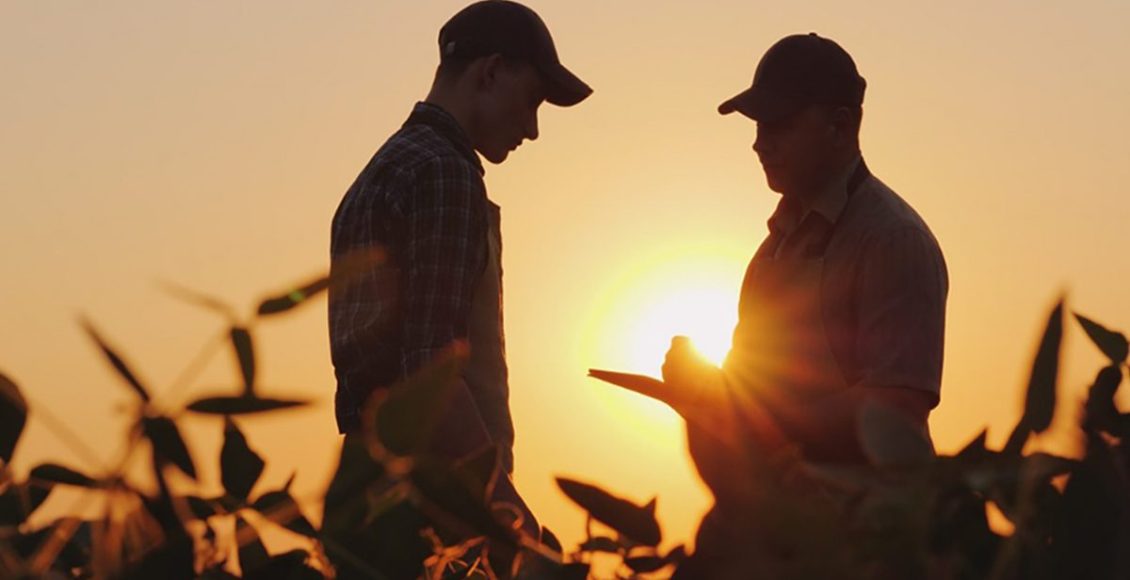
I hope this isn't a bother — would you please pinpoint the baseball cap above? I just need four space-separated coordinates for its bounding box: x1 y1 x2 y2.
718 33 866 122
439 0 593 107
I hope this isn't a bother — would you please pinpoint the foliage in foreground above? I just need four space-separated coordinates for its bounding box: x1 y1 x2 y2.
0 274 1128 579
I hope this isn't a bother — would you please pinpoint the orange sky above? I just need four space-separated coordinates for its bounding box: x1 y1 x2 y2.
2 0 1129 556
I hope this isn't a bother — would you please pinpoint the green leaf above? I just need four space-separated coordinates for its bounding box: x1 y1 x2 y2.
0 372 28 465
556 478 662 546
578 536 620 553
80 318 151 402
857 399 935 468
1004 299 1063 454
252 483 317 539
236 514 271 574
221 418 265 501
257 249 386 317
373 345 467 456
187 395 308 415
230 327 256 396
142 416 196 480
1074 312 1129 364
29 463 100 488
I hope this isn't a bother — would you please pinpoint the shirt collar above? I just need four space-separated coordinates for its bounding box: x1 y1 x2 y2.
767 154 862 236
404 101 485 176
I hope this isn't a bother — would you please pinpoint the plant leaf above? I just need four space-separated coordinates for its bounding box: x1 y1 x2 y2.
157 280 237 320
540 526 563 555
0 482 52 526
256 275 330 317
1004 299 1063 454
322 436 386 535
410 458 515 544
857 399 935 468
80 318 151 402
187 395 308 415
142 416 196 480
370 344 467 456
221 418 265 501
556 478 662 546
252 483 317 539
1074 313 1129 364
578 536 620 553
0 372 28 465
29 463 100 488
956 428 989 462
230 327 256 396
455 444 500 503
1084 365 1122 433
625 554 668 573
236 514 271 574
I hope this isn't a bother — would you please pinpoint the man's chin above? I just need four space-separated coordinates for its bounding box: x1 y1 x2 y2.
481 148 510 165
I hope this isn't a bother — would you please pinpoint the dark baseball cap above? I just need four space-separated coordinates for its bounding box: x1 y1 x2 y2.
439 0 593 107
719 33 866 122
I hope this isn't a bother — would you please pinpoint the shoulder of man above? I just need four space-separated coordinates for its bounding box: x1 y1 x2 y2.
852 174 943 250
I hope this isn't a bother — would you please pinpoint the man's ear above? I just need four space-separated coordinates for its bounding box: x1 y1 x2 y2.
475 53 506 93
829 106 859 146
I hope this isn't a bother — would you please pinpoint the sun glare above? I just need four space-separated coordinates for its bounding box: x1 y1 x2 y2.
584 247 746 429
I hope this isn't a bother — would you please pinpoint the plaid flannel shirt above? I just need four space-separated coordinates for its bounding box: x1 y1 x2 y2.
329 102 488 433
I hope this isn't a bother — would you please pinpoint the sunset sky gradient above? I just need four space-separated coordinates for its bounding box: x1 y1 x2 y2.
3 0 1129 553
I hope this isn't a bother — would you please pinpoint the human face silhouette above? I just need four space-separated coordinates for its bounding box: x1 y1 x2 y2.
752 105 841 198
471 57 544 164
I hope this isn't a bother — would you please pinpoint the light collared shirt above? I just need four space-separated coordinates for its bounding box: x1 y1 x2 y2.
754 157 948 405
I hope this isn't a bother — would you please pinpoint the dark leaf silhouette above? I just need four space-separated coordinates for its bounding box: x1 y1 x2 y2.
252 478 317 539
560 562 591 580
858 399 935 468
185 495 222 520
230 327 256 395
0 372 28 465
455 444 500 503
578 536 620 553
158 280 237 320
556 478 662 546
372 343 467 456
541 526 563 555
1004 299 1063 454
0 482 52 526
221 418 264 501
625 554 668 573
236 514 271 575
665 544 688 564
29 463 100 488
187 395 308 415
256 275 329 317
321 435 387 540
956 428 990 462
410 458 515 544
245 549 322 580
1085 365 1123 432
1075 312 1129 364
81 318 151 402
142 416 196 480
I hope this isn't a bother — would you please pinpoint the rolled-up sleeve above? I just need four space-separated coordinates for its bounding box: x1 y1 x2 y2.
400 156 487 376
854 226 948 404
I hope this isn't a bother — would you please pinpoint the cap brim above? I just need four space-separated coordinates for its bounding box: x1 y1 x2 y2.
718 86 800 122
541 62 592 107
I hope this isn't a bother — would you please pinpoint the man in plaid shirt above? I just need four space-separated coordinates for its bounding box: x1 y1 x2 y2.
327 2 590 576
